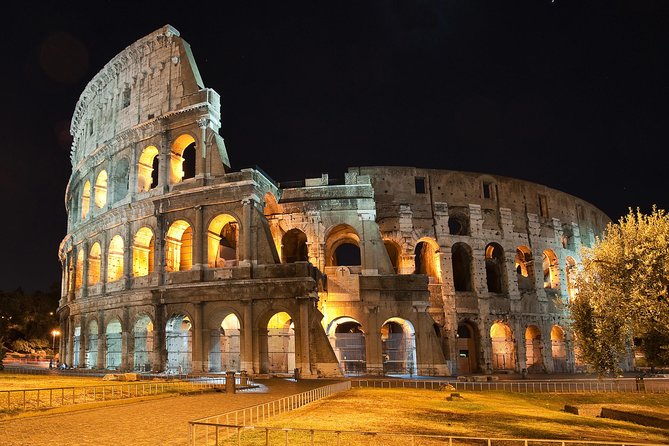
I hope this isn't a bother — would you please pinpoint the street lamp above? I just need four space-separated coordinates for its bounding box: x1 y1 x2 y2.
51 329 61 353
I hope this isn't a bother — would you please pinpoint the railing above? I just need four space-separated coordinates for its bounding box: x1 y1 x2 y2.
190 381 351 445
0 378 234 413
187 424 669 446
350 378 668 393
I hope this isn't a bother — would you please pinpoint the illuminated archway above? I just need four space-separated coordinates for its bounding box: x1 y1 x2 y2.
72 326 81 368
542 249 559 289
260 311 295 374
166 220 193 272
88 242 101 285
94 170 108 208
414 239 441 283
81 180 91 219
107 235 124 282
209 313 241 372
281 229 308 263
490 322 515 371
170 134 196 184
515 246 535 290
456 322 479 374
327 317 366 375
137 145 160 192
485 243 506 293
207 214 238 267
551 325 567 372
86 320 98 369
105 318 122 369
383 240 401 273
452 242 473 292
132 227 155 277
326 224 361 267
133 315 153 372
166 314 192 373
381 317 417 375
75 249 84 290
525 325 543 372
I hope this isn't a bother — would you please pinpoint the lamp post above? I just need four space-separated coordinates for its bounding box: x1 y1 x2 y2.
51 329 61 355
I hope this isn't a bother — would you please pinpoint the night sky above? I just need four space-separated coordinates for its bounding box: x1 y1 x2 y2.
1 1 668 292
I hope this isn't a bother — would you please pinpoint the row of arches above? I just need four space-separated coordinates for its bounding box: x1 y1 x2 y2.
73 134 197 222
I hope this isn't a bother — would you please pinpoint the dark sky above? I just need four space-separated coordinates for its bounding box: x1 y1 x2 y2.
1 1 668 292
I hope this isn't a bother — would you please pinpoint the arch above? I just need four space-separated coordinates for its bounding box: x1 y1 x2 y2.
132 227 155 277
414 238 441 283
263 192 280 216
85 319 98 369
209 313 241 372
456 321 480 374
88 242 101 285
166 313 192 373
326 317 366 375
525 325 544 372
281 229 308 264
81 180 91 219
137 145 160 192
448 214 469 236
94 170 108 208
565 256 577 302
170 134 196 184
542 249 560 289
111 158 129 202
133 315 154 372
166 220 193 272
107 235 124 282
551 325 567 372
72 326 81 368
260 311 295 374
74 248 84 290
490 322 515 371
384 240 401 273
207 214 239 267
515 246 535 291
381 317 417 375
326 224 361 267
485 242 506 293
452 242 473 292
105 318 122 369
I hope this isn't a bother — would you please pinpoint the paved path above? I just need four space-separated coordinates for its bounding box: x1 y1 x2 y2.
0 378 339 446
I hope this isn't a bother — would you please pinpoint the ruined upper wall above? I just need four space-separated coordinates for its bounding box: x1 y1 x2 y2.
69 25 210 168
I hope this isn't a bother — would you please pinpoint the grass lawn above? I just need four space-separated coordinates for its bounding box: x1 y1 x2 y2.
0 372 107 390
251 388 669 444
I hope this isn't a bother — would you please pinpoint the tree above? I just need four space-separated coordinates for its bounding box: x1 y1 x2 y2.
570 207 669 376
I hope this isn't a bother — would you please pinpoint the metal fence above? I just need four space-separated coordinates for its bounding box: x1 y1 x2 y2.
190 381 351 445
187 424 669 446
0 378 232 413
350 378 668 393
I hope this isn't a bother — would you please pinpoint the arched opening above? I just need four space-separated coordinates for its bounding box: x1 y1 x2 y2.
86 320 98 369
166 220 193 272
75 249 84 290
414 239 441 283
72 326 81 368
133 315 153 372
166 314 192 373
132 227 155 277
327 317 366 375
515 246 535 291
112 158 129 203
94 170 108 209
384 240 401 273
452 243 473 292
281 229 308 263
207 214 238 268
490 322 515 371
485 243 506 293
105 319 122 370
107 235 124 282
209 313 241 372
326 225 361 267
456 321 479 374
260 312 295 374
170 134 196 184
525 325 544 372
542 249 559 289
88 242 101 285
448 214 469 236
81 180 91 219
551 325 567 372
565 256 577 302
263 192 280 216
137 145 160 192
381 318 417 375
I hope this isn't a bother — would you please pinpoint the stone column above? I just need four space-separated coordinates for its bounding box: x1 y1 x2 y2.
97 310 105 369
240 198 254 265
240 300 254 372
192 205 204 273
513 318 526 373
158 131 169 192
66 316 74 367
192 301 204 372
79 314 87 368
121 307 130 371
100 232 108 295
156 213 166 286
196 118 209 179
364 306 382 374
124 223 132 290
81 241 89 298
298 297 312 375
153 302 165 372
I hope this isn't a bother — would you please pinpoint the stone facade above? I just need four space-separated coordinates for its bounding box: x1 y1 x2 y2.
58 25 608 377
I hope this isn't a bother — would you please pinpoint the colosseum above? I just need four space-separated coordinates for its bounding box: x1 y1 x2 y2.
57 25 609 378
